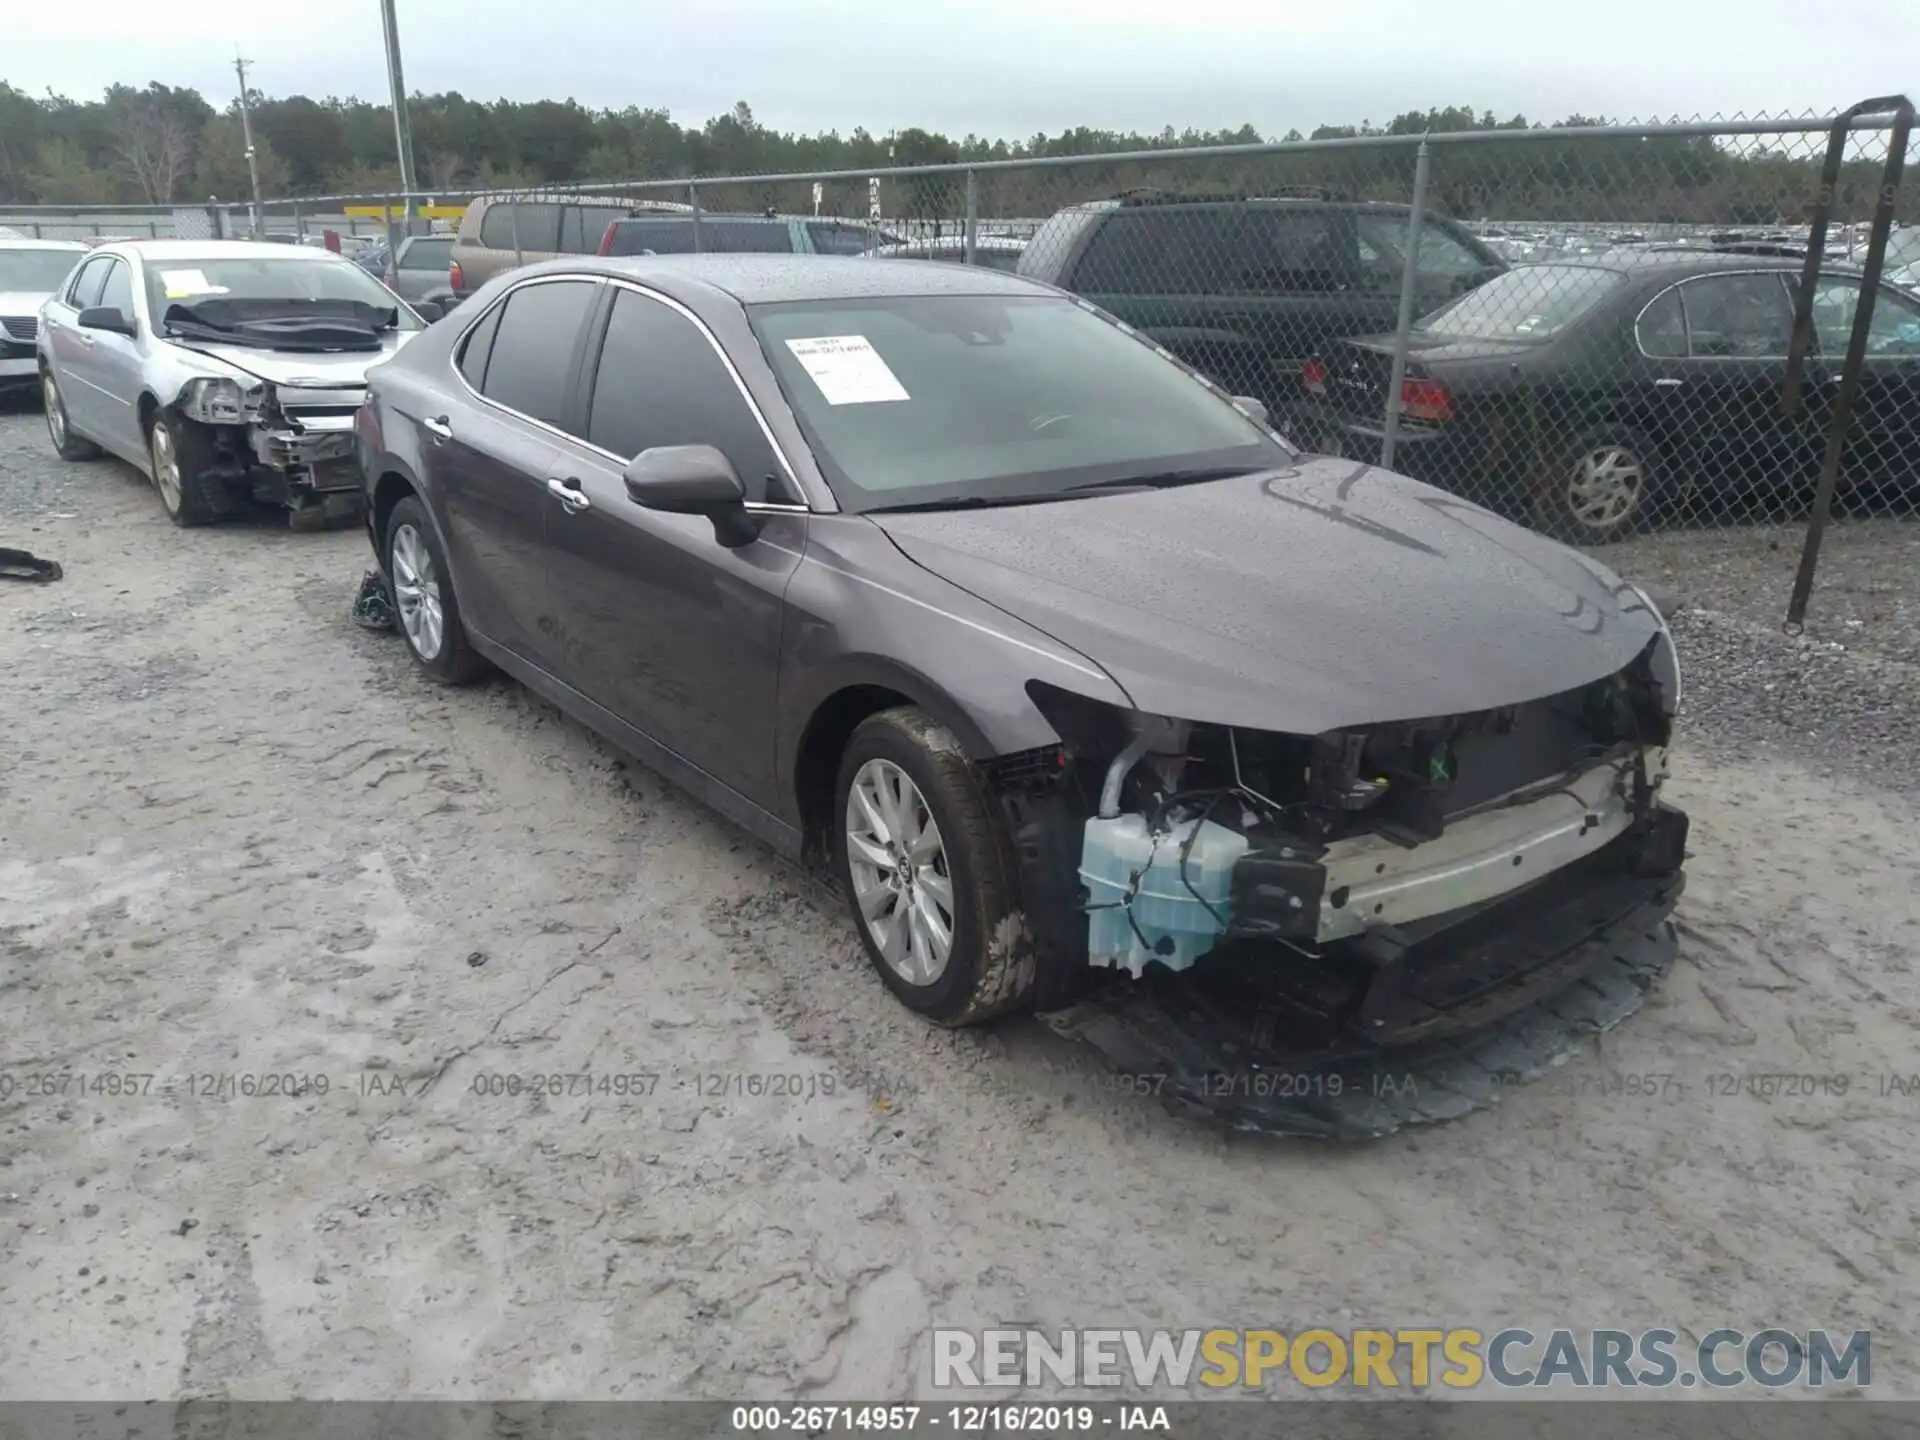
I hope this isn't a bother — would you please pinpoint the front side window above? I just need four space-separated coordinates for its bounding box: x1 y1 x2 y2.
748 293 1284 512
1417 264 1628 340
0 247 82 293
1677 273 1793 357
97 260 135 322
605 219 795 256
68 257 112 309
142 256 419 330
1808 276 1920 357
585 289 788 502
477 278 598 426
1355 215 1495 292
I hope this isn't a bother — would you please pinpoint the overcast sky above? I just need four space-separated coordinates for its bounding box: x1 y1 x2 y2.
6 0 1915 138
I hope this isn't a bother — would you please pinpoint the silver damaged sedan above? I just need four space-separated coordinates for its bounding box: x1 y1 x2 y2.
37 240 424 528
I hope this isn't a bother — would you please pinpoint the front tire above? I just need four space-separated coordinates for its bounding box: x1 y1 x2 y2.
42 372 101 461
835 708 1032 1026
147 412 229 527
1536 425 1657 543
385 495 489 684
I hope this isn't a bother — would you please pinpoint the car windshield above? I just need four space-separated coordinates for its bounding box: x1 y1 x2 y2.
0 248 83 293
1416 264 1628 340
748 294 1286 511
143 255 421 329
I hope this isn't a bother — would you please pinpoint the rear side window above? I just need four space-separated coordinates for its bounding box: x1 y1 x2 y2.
1072 209 1238 294
1636 286 1687 358
478 279 598 425
1679 273 1794 357
584 288 787 503
399 237 455 271
457 302 504 389
605 219 794 256
806 223 871 256
479 202 563 253
1072 207 1345 296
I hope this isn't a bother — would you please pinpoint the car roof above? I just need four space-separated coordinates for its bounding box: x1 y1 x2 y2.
508 253 1054 305
91 239 369 264
1505 250 1830 279
0 237 87 251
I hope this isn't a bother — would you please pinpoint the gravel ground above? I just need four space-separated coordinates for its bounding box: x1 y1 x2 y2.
1 402 1917 1401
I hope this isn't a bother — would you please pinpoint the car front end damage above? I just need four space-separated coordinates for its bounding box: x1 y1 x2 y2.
976 629 1686 1138
169 371 370 525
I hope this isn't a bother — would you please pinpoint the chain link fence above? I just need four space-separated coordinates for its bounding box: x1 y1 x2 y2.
5 108 1914 600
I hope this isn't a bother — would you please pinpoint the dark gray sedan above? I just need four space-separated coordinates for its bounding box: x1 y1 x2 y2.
356 255 1687 1066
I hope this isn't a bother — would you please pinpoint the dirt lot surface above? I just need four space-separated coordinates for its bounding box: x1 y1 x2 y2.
1 406 1916 1400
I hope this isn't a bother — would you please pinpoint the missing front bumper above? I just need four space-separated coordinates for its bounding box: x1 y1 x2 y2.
1037 818 1686 1139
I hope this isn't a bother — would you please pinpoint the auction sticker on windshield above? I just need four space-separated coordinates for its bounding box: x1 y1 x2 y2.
160 269 227 299
785 335 909 405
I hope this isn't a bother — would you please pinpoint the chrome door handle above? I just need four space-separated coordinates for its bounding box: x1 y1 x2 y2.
422 414 453 441
1653 377 1684 388
547 477 592 513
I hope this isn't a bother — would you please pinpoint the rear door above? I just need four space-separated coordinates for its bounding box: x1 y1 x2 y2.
44 255 113 435
540 283 805 807
1669 271 1812 496
394 236 455 302
434 275 600 664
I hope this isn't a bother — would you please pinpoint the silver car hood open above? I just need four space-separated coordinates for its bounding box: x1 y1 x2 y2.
873 457 1662 734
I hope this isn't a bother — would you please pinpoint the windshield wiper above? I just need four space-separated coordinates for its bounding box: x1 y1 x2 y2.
1062 464 1266 495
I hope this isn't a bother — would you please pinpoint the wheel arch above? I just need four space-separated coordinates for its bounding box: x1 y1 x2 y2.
789 662 997 862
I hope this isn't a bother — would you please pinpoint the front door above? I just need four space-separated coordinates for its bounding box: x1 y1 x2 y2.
541 283 805 809
432 276 600 664
85 258 146 456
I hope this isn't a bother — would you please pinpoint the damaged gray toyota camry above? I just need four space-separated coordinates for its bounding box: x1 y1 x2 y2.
357 255 1687 1135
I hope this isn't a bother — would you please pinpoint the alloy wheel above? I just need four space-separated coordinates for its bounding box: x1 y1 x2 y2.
43 376 65 449
845 758 955 985
1567 445 1645 531
149 424 182 513
390 523 445 661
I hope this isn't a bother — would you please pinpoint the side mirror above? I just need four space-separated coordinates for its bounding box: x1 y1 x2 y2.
77 306 136 338
414 298 446 322
622 444 760 548
1231 395 1270 428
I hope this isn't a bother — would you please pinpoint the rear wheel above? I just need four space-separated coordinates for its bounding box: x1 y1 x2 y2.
1536 426 1657 542
385 495 489 684
42 372 100 461
835 708 1032 1026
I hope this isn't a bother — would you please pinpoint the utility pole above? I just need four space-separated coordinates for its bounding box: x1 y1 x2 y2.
233 52 265 240
378 0 420 250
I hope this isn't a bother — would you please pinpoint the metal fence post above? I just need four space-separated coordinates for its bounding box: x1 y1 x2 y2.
1379 138 1431 473
1785 96 1913 629
964 169 979 265
690 182 703 252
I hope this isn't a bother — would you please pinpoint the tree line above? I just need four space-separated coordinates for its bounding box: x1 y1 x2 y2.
0 83 1901 228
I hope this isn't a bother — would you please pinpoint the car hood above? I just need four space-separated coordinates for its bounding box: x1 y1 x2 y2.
1 290 55 317
871 458 1659 734
162 331 416 388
